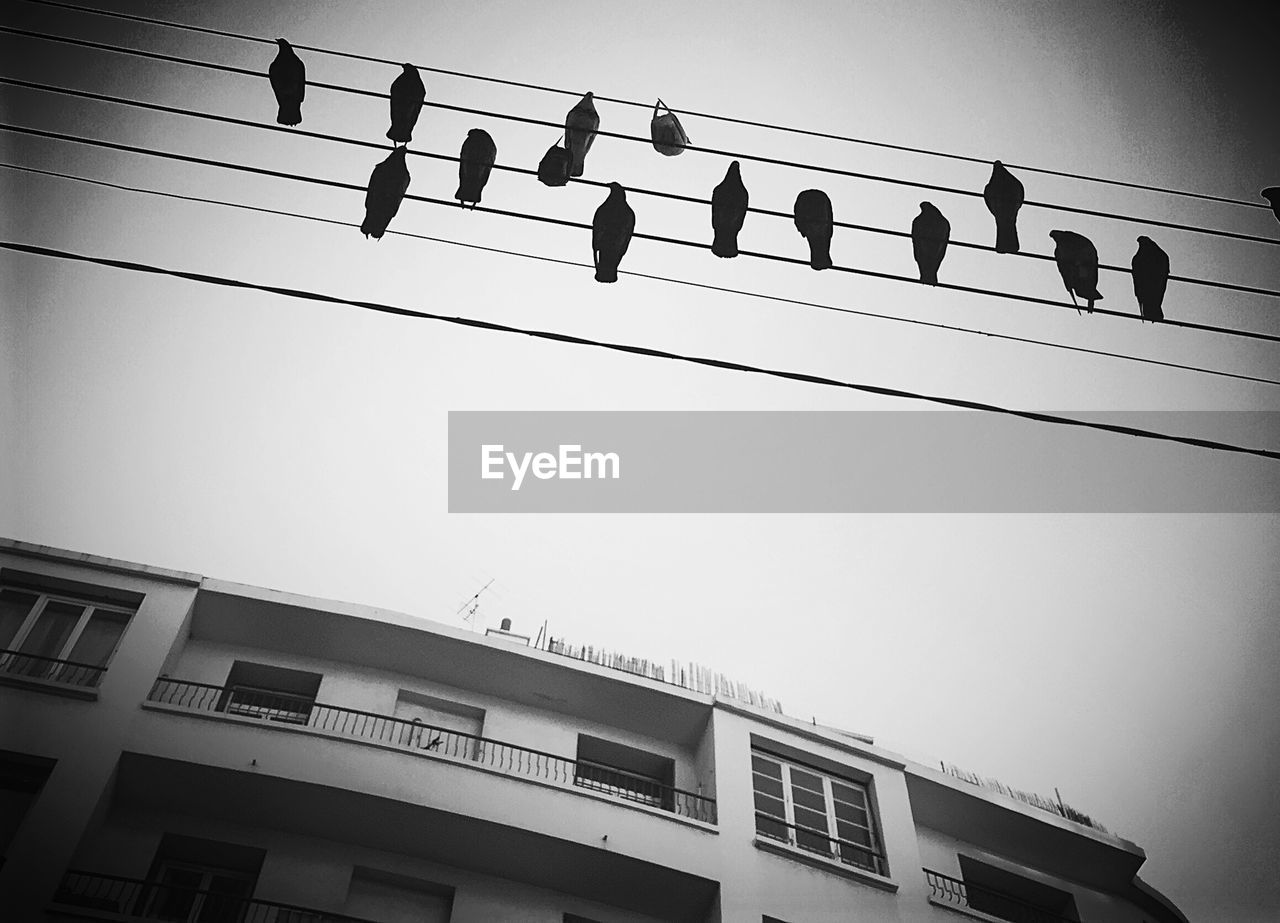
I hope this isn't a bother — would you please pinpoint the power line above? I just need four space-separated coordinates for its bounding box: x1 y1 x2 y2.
5 24 1279 250
16 0 1272 213
5 76 1277 303
4 238 1277 462
5 121 1279 347
9 161 1276 389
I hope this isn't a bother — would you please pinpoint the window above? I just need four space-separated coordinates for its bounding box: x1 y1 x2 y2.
216 661 321 725
574 735 675 811
752 748 885 875
344 868 453 923
958 856 1079 923
140 834 265 923
0 751 55 869
393 689 485 759
0 575 140 687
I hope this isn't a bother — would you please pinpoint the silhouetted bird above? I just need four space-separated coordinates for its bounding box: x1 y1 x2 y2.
269 39 305 126
592 183 635 283
911 201 950 285
387 63 426 144
1131 236 1169 323
711 161 748 258
1262 187 1280 224
565 92 599 178
361 147 410 239
537 141 571 187
984 161 1024 253
793 189 834 270
1049 230 1103 313
455 129 497 208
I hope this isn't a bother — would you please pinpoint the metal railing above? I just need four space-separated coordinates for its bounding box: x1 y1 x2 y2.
0 648 105 687
754 810 885 875
924 868 1081 923
148 677 717 824
55 869 378 922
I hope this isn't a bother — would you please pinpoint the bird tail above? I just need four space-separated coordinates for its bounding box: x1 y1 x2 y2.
455 182 481 206
594 259 619 283
360 219 385 240
994 218 1019 254
808 239 832 271
1141 303 1164 323
920 266 938 285
711 230 738 259
277 103 302 126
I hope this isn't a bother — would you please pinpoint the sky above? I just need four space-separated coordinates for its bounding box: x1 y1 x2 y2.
2 1 1279 920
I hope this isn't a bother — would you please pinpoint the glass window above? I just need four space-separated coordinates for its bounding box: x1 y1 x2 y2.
0 582 137 687
751 748 885 875
0 590 38 649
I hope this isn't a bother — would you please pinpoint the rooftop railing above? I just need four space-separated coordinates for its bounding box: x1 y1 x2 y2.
147 677 717 825
0 648 105 687
925 868 1081 923
55 869 378 922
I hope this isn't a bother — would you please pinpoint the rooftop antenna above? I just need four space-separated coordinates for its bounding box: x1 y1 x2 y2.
457 578 495 630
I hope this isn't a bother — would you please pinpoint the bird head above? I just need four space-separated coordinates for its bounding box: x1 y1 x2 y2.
402 63 415 73
920 201 934 213
276 38 292 50
608 182 625 198
728 160 741 178
1137 235 1153 247
1263 187 1280 205
1049 230 1065 244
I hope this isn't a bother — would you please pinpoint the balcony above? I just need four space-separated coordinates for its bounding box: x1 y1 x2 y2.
53 870 377 922
754 811 888 878
925 868 1080 923
0 648 105 692
146 677 717 825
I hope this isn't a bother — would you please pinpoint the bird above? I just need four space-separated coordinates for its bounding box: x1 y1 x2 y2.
911 202 950 284
592 183 635 283
1262 187 1280 224
386 63 426 144
537 141 571 187
455 129 497 208
268 38 305 126
983 161 1024 253
565 92 600 178
711 161 748 258
1049 230 1103 313
1131 236 1169 323
361 147 410 239
793 189 834 270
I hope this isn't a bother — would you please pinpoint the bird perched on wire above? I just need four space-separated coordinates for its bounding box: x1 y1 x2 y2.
1262 187 1280 224
361 147 410 239
269 38 305 126
793 189 834 270
1131 236 1169 323
565 92 600 178
592 183 635 283
455 129 497 208
984 161 1024 253
911 202 950 285
387 63 426 144
711 161 748 258
1049 230 1103 313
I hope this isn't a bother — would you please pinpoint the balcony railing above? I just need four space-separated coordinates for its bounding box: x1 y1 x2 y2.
754 810 886 876
55 869 377 922
0 648 105 687
147 677 717 825
925 868 1081 923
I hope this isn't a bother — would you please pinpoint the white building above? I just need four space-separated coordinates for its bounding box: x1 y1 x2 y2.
0 538 1189 922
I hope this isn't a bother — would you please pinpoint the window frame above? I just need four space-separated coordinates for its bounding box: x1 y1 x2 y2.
0 586 135 684
751 748 886 876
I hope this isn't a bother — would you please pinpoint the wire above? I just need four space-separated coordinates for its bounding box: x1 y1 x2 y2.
5 76 1277 302
5 24 1278 250
9 161 1276 389
5 121 1279 346
3 238 1277 461
17 0 1272 212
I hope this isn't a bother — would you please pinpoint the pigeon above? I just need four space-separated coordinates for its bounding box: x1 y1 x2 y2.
1049 230 1103 313
361 147 410 239
1263 187 1280 224
537 141 571 187
565 92 600 178
592 182 635 283
455 129 497 208
387 63 426 144
793 189 834 270
1131 236 1169 323
269 38 305 126
911 201 950 284
984 161 1024 253
711 161 748 258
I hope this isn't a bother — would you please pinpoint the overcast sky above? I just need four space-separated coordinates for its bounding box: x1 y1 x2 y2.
2 2 1278 921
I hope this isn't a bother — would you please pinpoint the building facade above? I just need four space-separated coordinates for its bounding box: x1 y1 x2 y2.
1 539 1189 923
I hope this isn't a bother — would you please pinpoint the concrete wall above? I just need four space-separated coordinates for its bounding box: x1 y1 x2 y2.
0 547 199 917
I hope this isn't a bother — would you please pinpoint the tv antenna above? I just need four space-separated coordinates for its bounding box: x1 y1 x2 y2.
457 578 495 629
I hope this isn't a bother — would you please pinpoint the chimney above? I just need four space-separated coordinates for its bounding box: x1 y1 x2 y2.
485 618 530 646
